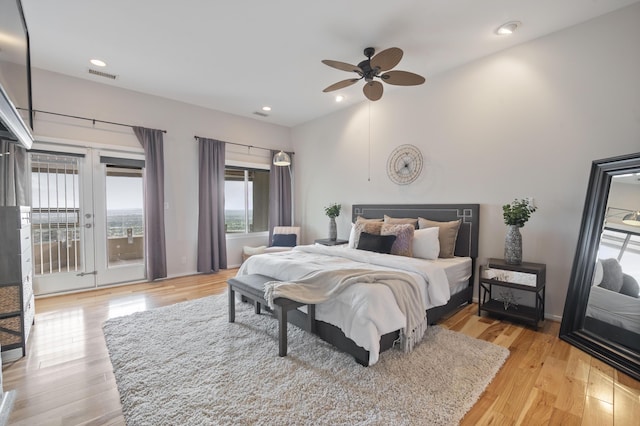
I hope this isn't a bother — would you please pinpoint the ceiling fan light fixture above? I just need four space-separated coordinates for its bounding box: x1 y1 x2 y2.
496 21 521 35
90 58 107 67
335 95 344 102
322 46 425 101
273 150 291 167
262 106 272 112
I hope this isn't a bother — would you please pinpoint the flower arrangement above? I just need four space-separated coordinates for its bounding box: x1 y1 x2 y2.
502 198 537 228
324 203 341 219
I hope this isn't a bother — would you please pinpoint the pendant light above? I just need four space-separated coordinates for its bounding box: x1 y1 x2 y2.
273 150 291 166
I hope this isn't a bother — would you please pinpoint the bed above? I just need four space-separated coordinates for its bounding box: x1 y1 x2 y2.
585 258 640 352
236 204 479 365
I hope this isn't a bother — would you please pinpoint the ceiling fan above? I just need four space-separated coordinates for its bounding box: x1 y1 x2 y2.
322 47 426 101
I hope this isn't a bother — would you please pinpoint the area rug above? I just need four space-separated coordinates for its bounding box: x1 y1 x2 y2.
103 293 509 426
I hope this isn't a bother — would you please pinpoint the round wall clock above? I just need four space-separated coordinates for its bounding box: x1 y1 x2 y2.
386 144 423 185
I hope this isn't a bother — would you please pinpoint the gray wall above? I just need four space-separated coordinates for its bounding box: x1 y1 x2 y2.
29 68 292 275
291 4 640 319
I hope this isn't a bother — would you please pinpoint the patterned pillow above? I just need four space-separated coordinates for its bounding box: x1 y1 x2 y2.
381 223 414 257
351 219 384 248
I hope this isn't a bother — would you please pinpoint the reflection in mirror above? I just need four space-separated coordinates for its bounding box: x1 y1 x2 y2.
560 152 640 381
584 175 640 353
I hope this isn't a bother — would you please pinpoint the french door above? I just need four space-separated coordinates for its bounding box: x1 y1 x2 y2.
31 146 146 295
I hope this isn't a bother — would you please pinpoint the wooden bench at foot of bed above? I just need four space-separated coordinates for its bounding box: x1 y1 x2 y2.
227 274 316 357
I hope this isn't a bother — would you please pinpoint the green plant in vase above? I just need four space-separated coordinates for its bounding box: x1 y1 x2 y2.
324 203 341 241
502 198 537 264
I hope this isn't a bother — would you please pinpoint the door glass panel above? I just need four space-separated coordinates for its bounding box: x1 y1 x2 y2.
31 153 81 275
105 166 144 267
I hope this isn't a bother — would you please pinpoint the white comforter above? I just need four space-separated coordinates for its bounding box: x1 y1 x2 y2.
236 244 451 365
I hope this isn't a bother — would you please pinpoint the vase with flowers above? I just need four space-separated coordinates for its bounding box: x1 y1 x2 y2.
324 203 341 241
502 198 537 264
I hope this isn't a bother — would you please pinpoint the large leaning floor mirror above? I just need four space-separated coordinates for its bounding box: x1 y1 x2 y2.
560 152 640 381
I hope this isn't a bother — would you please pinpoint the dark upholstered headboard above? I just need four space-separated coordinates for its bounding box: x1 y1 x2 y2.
352 204 480 258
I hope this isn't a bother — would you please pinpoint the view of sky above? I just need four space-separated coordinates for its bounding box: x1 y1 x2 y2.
225 181 252 211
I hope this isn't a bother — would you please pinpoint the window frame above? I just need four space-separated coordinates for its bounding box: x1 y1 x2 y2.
224 160 270 235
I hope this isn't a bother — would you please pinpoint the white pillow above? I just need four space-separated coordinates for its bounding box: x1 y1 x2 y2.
592 259 603 286
412 227 440 260
348 223 356 248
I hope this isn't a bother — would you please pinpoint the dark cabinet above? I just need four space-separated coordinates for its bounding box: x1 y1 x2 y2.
478 258 546 330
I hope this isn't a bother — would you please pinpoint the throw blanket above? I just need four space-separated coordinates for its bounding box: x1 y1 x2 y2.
265 268 427 353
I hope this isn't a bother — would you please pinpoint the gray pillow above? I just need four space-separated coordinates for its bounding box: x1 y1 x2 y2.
598 258 624 292
620 274 640 298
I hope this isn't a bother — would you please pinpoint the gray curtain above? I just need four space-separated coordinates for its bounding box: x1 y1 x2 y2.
133 127 167 281
197 138 227 272
0 139 30 207
268 150 292 242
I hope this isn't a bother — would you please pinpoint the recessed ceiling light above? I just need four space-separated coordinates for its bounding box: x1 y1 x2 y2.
335 95 344 103
262 106 272 112
495 21 521 36
90 58 107 67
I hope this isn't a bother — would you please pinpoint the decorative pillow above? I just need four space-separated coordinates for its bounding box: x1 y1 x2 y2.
381 223 414 257
592 260 604 286
357 232 396 254
417 218 461 258
598 258 624 292
383 215 418 228
351 219 384 248
356 216 383 223
348 223 357 248
243 245 266 256
271 233 297 247
620 274 640 298
412 227 440 260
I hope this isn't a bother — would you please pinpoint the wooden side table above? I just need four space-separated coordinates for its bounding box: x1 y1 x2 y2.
314 238 348 246
478 258 546 330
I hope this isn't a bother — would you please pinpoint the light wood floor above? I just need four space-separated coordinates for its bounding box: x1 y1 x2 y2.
3 270 639 425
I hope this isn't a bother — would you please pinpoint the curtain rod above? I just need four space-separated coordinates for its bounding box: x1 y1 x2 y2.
21 108 167 133
193 135 294 155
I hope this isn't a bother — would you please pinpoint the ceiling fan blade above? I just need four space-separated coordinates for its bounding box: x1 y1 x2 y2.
363 81 383 101
370 47 403 72
323 79 360 92
321 59 363 74
381 70 426 86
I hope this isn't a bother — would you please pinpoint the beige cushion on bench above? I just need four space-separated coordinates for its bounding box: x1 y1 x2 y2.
242 226 301 262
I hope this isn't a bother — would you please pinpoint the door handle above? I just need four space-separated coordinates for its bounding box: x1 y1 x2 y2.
77 270 97 277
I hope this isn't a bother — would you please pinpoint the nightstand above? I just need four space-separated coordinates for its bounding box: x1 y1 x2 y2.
314 238 348 246
478 258 546 330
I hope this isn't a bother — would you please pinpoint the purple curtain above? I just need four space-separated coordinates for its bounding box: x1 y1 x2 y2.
133 126 167 280
197 138 227 272
268 150 292 242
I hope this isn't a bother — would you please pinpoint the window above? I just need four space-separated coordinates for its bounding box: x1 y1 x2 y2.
224 166 269 233
31 152 82 275
105 166 144 267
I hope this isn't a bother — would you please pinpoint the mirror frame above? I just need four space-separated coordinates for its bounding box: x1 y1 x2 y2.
560 152 640 381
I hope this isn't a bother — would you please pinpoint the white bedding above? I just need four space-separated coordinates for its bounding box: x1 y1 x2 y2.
586 285 640 333
237 244 469 365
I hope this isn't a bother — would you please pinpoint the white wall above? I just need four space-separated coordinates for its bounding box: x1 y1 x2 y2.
30 69 292 276
291 4 640 319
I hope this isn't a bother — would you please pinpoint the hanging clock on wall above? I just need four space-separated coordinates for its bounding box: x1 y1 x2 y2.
386 144 423 185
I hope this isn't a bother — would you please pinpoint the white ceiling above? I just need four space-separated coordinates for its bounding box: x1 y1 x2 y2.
20 0 640 128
